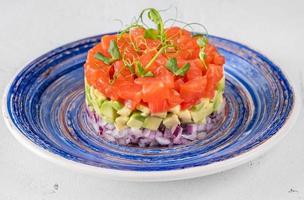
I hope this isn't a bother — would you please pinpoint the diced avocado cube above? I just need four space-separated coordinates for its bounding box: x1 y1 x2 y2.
143 116 162 130
85 84 93 106
151 112 167 118
136 105 150 115
177 109 192 123
169 105 181 114
216 77 225 92
163 114 180 129
115 116 129 131
87 84 106 108
111 100 123 111
213 91 223 112
127 112 146 129
117 106 132 116
192 98 209 111
100 101 117 123
93 89 106 104
140 112 149 117
89 86 96 100
205 102 214 116
91 88 106 107
191 109 204 123
191 101 214 123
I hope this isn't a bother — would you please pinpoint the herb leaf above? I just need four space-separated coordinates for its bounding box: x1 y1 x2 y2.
166 58 190 76
95 40 121 65
147 8 162 24
144 28 158 39
136 62 154 77
166 58 179 73
126 63 135 74
95 52 111 64
144 71 154 77
199 49 206 60
145 8 166 45
175 63 190 76
136 62 145 77
197 36 208 48
108 40 121 60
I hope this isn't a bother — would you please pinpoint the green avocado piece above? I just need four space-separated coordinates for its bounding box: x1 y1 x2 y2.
191 101 214 123
163 114 180 129
92 88 106 107
114 116 129 131
213 91 223 112
117 106 132 117
169 105 181 114
111 100 123 111
192 98 209 111
151 112 167 119
85 84 93 107
177 109 192 123
126 112 146 129
100 101 117 123
143 116 163 130
136 105 150 115
216 77 225 92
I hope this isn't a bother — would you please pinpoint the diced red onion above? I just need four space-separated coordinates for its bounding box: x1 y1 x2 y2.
86 105 224 147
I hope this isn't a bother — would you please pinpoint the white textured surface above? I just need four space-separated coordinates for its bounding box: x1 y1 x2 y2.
1 0 304 199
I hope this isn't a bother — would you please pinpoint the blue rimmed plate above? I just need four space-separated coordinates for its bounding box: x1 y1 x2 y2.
2 34 300 182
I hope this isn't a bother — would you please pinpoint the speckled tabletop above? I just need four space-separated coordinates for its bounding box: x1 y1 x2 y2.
1 0 304 199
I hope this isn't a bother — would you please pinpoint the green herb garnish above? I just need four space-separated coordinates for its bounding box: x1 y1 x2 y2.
144 28 159 39
95 40 121 64
165 58 190 76
166 57 179 72
137 62 145 76
136 62 154 77
95 52 111 64
144 71 154 77
197 36 208 48
196 35 208 68
140 8 166 45
108 40 121 60
175 63 190 76
199 49 206 60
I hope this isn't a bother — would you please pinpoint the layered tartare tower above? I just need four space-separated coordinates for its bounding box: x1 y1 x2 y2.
84 9 225 146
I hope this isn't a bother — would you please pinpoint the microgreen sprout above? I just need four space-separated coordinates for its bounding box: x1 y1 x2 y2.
99 7 209 83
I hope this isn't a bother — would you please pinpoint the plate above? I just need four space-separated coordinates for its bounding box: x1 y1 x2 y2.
2 33 300 182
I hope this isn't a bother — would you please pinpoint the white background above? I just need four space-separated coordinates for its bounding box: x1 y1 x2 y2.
1 0 304 199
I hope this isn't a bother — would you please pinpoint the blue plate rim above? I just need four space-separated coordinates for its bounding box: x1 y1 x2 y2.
2 33 301 182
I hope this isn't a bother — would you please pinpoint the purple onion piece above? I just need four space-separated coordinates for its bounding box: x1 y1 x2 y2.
85 104 224 147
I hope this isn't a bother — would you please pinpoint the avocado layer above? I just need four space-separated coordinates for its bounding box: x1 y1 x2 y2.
85 82 224 130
